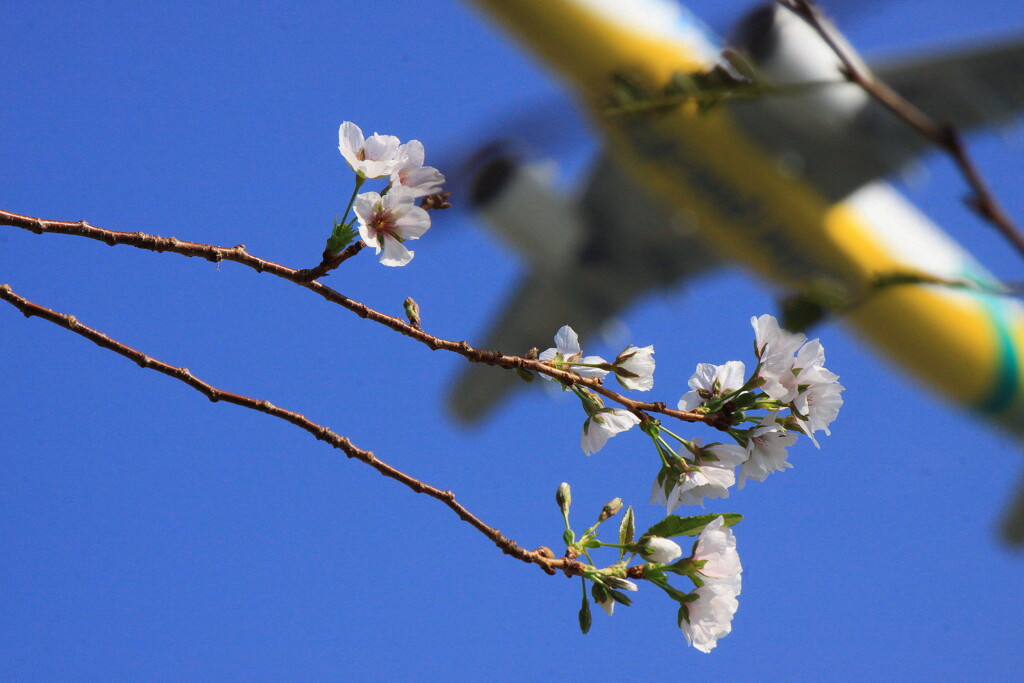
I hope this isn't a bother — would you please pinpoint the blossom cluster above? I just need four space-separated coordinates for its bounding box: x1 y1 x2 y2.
563 483 743 653
539 316 842 505
651 314 843 510
538 325 655 455
335 121 445 266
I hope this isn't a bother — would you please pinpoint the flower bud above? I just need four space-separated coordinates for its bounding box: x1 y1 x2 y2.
638 535 683 564
602 576 638 592
599 497 623 522
556 482 572 516
403 297 421 328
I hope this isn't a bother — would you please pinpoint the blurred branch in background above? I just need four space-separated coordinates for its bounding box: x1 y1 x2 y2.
778 0 1024 262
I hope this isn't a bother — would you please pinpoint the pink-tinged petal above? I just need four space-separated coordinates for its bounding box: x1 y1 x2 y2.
378 236 414 267
395 206 431 240
693 517 742 590
353 192 381 226
398 165 446 197
357 222 378 251
554 326 581 356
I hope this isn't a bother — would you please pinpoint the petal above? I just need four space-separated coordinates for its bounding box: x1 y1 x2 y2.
598 409 640 434
357 222 379 252
718 360 746 392
554 326 581 356
338 121 365 168
574 355 610 379
689 362 718 392
353 192 381 226
581 418 610 456
395 206 431 240
398 165 446 197
678 390 702 411
378 235 414 267
397 139 425 167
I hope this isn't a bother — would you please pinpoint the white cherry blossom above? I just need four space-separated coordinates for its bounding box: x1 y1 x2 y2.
539 326 609 380
652 441 746 511
678 360 746 411
354 187 431 266
638 536 683 564
739 412 798 487
751 314 806 401
680 583 739 653
390 139 445 197
691 516 742 594
787 340 845 443
338 121 402 178
613 344 655 391
580 408 640 455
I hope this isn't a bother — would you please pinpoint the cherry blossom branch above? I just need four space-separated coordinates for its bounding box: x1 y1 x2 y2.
0 282 593 578
0 208 710 427
777 0 1024 262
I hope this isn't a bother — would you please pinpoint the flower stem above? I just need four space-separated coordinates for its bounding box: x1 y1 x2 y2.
338 173 366 229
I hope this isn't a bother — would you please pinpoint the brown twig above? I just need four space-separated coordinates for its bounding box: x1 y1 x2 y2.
0 282 589 577
778 0 1024 262
0 208 712 427
294 240 366 281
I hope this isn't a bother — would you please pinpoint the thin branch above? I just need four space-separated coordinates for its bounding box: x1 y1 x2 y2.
0 208 711 427
778 0 1024 262
0 283 587 577
294 240 366 282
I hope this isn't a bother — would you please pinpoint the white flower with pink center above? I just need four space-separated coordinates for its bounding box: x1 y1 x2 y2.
354 187 430 267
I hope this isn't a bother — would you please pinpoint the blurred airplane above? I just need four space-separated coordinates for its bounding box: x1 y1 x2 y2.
446 1 1024 538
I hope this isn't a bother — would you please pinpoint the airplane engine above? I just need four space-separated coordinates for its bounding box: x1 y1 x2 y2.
731 3 870 133
467 145 584 274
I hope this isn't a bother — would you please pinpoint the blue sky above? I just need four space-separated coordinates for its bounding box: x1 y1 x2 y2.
2 0 1024 679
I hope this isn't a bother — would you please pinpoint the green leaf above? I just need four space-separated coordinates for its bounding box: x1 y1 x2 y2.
642 513 742 540
562 529 576 547
618 506 635 556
